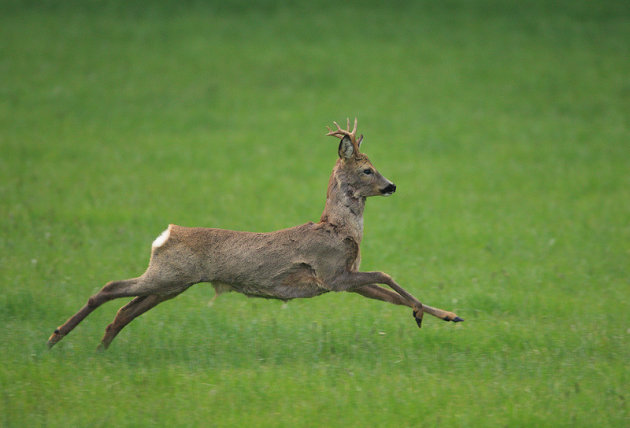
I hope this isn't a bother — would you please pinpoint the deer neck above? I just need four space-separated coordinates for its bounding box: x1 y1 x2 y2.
319 165 366 243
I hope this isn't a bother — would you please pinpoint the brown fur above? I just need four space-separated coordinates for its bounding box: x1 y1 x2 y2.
47 120 462 350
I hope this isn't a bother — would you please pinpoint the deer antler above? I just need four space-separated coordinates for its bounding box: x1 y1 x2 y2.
326 117 364 153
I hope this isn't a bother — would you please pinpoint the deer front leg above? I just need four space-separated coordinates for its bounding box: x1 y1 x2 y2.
332 271 424 326
354 285 412 307
332 271 463 326
352 284 425 326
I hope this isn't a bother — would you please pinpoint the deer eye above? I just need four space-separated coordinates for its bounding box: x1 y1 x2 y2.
363 169 373 175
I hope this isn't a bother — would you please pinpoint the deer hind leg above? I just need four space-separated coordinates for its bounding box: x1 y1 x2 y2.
47 277 146 349
98 292 179 350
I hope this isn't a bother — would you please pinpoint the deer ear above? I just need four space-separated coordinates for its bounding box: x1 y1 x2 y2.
338 135 355 159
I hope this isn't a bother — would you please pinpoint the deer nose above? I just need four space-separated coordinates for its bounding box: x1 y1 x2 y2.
381 183 396 195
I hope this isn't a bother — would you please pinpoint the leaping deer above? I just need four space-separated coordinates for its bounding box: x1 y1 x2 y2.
47 119 463 350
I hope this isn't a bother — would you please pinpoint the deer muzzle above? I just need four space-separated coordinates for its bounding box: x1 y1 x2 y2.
380 183 397 196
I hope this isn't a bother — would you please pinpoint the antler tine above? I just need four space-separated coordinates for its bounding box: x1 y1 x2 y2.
325 121 344 139
325 118 361 152
325 118 359 138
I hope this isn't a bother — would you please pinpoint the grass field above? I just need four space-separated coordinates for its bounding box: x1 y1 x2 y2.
1 0 629 426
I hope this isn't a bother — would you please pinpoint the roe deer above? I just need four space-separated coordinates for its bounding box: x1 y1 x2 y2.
47 118 463 350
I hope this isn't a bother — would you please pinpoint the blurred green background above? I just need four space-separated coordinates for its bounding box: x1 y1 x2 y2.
1 0 629 426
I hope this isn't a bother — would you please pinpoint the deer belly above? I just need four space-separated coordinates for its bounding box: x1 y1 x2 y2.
213 262 330 300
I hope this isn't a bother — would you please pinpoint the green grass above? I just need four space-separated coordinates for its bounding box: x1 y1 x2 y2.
1 0 629 426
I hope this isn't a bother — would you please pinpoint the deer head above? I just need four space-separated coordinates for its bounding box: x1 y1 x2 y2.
326 118 396 198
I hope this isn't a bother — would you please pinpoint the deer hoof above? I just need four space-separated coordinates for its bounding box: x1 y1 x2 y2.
412 310 423 328
47 331 63 349
442 316 464 322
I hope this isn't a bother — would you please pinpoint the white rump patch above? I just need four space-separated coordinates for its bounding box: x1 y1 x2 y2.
152 226 171 248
